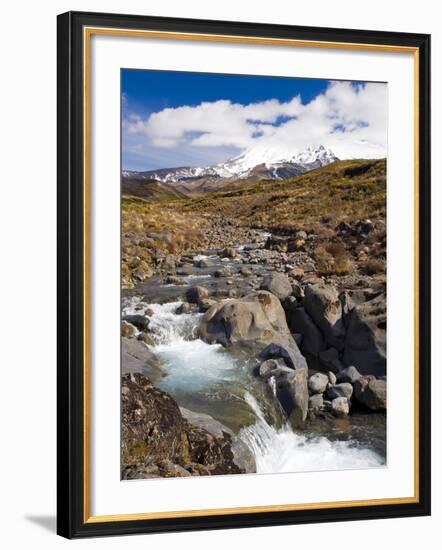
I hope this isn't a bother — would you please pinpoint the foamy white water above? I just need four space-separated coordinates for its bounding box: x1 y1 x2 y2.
240 392 384 473
123 297 385 473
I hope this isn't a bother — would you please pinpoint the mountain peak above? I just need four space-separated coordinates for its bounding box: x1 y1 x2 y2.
123 144 338 187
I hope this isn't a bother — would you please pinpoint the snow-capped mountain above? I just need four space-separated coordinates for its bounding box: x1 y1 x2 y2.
123 145 338 192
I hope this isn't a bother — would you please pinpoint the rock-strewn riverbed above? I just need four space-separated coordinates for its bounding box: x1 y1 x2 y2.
121 221 387 479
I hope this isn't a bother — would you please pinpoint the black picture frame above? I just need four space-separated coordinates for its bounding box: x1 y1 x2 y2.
57 10 431 539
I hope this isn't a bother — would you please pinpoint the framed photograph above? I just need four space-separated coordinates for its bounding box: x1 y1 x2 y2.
57 11 431 538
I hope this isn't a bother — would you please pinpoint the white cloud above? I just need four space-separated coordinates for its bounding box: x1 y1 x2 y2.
125 81 387 161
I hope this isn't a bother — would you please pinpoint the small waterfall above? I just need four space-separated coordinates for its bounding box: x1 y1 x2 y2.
240 392 385 474
123 296 385 474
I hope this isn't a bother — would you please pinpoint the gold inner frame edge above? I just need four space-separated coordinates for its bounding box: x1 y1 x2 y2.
82 26 420 524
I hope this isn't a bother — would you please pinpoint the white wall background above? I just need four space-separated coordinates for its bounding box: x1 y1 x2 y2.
0 1 439 548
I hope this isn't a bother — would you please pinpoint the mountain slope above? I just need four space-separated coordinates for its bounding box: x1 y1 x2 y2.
122 177 187 201
123 145 338 194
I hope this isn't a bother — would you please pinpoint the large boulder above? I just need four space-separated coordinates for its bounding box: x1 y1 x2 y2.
260 272 293 300
122 337 165 384
121 373 185 468
343 293 386 376
303 284 346 350
274 368 309 427
121 373 244 478
199 291 296 352
180 408 256 474
353 376 387 411
284 300 326 356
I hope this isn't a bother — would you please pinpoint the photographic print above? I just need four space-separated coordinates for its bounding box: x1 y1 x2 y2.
120 69 387 480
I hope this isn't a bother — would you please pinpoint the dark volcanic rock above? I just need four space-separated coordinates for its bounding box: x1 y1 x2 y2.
353 376 386 411
343 294 386 376
303 284 346 350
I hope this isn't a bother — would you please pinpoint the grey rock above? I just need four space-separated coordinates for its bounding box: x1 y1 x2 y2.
327 383 353 400
275 368 309 427
186 285 209 304
327 371 337 385
336 365 362 384
354 377 386 411
308 372 329 394
308 394 324 410
199 291 302 360
260 272 293 300
331 397 350 417
121 337 165 385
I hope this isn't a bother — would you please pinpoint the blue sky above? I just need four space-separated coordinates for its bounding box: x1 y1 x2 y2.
122 69 386 171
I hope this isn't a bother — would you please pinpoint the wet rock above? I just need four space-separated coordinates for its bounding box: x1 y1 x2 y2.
260 272 292 300
176 302 199 314
122 339 165 387
259 342 308 371
121 320 137 338
186 285 209 305
353 377 386 411
336 365 362 384
327 383 353 400
137 333 155 346
258 358 288 380
308 373 329 394
331 397 350 417
309 394 324 410
343 294 386 376
275 368 309 427
303 284 346 350
123 314 150 333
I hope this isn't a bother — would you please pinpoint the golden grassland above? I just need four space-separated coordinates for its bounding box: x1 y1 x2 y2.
121 159 386 284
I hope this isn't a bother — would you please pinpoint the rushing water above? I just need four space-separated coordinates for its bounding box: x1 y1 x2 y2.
122 297 386 474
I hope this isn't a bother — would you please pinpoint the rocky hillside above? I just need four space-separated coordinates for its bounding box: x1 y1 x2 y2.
122 159 386 288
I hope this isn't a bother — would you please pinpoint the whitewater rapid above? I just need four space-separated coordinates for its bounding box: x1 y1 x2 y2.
122 298 385 474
